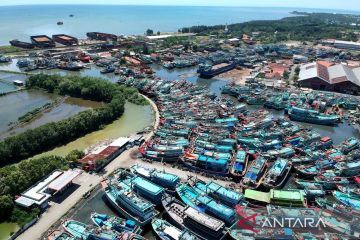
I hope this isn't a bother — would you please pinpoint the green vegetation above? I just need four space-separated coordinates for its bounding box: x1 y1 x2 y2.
0 46 21 54
181 12 360 43
161 36 191 48
146 29 154 36
0 74 147 167
0 154 71 225
15 99 62 125
283 71 290 80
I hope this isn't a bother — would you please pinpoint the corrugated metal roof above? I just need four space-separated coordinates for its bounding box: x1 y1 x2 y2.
47 170 80 191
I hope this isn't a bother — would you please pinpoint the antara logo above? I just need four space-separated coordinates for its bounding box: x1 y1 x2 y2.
235 205 327 233
235 205 261 233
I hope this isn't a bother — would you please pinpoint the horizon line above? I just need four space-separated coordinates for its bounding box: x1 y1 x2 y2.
0 3 359 13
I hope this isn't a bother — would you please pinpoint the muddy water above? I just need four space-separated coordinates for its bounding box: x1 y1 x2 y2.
0 91 103 140
31 101 153 158
0 222 19 240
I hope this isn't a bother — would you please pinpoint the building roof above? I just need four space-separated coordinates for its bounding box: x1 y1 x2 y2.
15 170 77 208
299 61 360 87
47 170 80 192
110 137 130 148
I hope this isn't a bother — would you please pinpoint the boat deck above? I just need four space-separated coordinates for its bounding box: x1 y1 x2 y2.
184 206 224 231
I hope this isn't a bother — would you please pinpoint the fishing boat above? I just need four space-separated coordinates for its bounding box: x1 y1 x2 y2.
230 150 249 177
161 194 227 240
151 218 199 240
287 106 340 125
314 172 350 190
101 180 158 226
335 160 360 177
230 228 294 240
57 61 84 71
48 229 75 240
191 179 244 207
294 179 325 199
176 184 236 226
116 169 165 205
240 157 268 189
336 185 360 198
263 159 292 189
295 164 319 179
90 212 142 234
181 152 230 176
17 59 31 68
341 137 360 154
333 191 360 211
129 165 179 192
63 220 118 240
101 66 115 74
78 52 91 63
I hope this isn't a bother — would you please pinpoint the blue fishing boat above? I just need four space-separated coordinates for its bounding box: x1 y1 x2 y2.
191 179 245 207
181 152 230 176
162 194 227 240
48 229 75 240
63 220 119 240
117 170 164 205
176 184 236 226
230 150 249 177
336 185 360 198
341 137 359 154
230 228 293 240
335 160 360 177
263 159 292 189
294 179 325 199
90 212 142 234
240 157 268 189
101 180 158 226
333 191 360 211
287 106 340 125
130 164 180 191
101 65 115 74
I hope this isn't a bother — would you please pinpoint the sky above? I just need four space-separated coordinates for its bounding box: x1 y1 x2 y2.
0 0 359 11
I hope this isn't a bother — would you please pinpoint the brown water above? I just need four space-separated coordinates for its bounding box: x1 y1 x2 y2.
31 101 154 158
0 90 103 140
0 222 19 240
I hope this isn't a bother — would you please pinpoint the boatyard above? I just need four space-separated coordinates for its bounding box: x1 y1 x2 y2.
0 8 360 240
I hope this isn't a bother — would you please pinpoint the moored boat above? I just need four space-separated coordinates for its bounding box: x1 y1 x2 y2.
240 156 268 189
90 212 142 234
101 180 158 226
63 220 118 240
333 191 360 211
161 194 227 240
230 150 249 177
151 218 199 240
263 158 292 189
176 184 236 226
287 106 340 126
130 164 180 191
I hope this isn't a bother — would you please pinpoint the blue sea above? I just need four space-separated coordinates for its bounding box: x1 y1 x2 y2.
0 5 359 45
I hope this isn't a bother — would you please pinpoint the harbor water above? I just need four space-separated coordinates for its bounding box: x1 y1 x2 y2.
0 59 359 240
31 101 154 158
0 5 359 46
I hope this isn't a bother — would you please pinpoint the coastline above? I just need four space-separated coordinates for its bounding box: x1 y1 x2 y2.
16 95 159 240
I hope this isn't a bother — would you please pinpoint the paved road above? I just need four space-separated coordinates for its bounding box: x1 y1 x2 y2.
17 94 160 240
